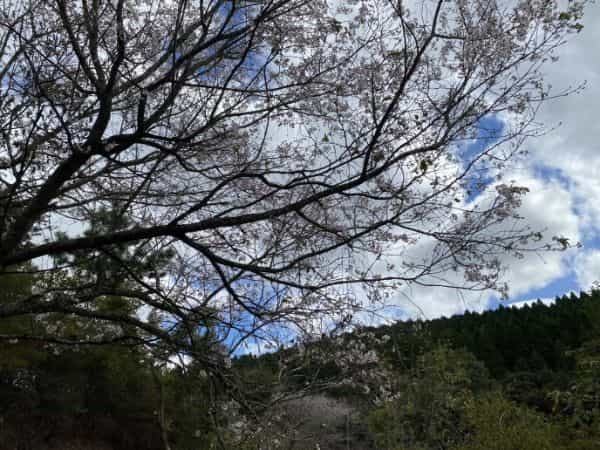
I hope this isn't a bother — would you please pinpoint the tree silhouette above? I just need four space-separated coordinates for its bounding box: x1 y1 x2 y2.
0 0 586 370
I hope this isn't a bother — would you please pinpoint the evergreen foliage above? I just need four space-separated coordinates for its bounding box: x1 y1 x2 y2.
3 288 600 448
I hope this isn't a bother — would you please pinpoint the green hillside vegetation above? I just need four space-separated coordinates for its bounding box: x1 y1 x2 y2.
3 282 600 449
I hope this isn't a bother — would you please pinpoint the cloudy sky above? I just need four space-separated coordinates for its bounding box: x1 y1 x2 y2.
391 1 600 320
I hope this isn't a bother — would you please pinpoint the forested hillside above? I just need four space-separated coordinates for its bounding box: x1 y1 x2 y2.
3 288 600 449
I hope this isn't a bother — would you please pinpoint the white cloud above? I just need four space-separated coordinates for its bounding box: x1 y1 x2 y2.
575 250 600 290
498 172 580 297
379 169 582 320
393 286 492 320
279 1 599 325
271 1 600 323
399 2 600 317
526 2 600 235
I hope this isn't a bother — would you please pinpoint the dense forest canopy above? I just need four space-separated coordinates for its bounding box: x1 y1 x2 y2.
3 287 600 448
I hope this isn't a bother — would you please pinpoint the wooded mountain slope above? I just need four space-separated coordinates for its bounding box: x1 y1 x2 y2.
2 286 600 449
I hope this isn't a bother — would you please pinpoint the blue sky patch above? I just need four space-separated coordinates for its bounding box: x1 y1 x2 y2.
458 116 505 203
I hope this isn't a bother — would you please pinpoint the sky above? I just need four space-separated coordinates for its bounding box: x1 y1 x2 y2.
32 0 600 346
235 1 600 336
177 1 600 354
394 1 600 320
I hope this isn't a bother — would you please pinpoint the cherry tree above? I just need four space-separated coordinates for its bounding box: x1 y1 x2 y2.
0 0 585 364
